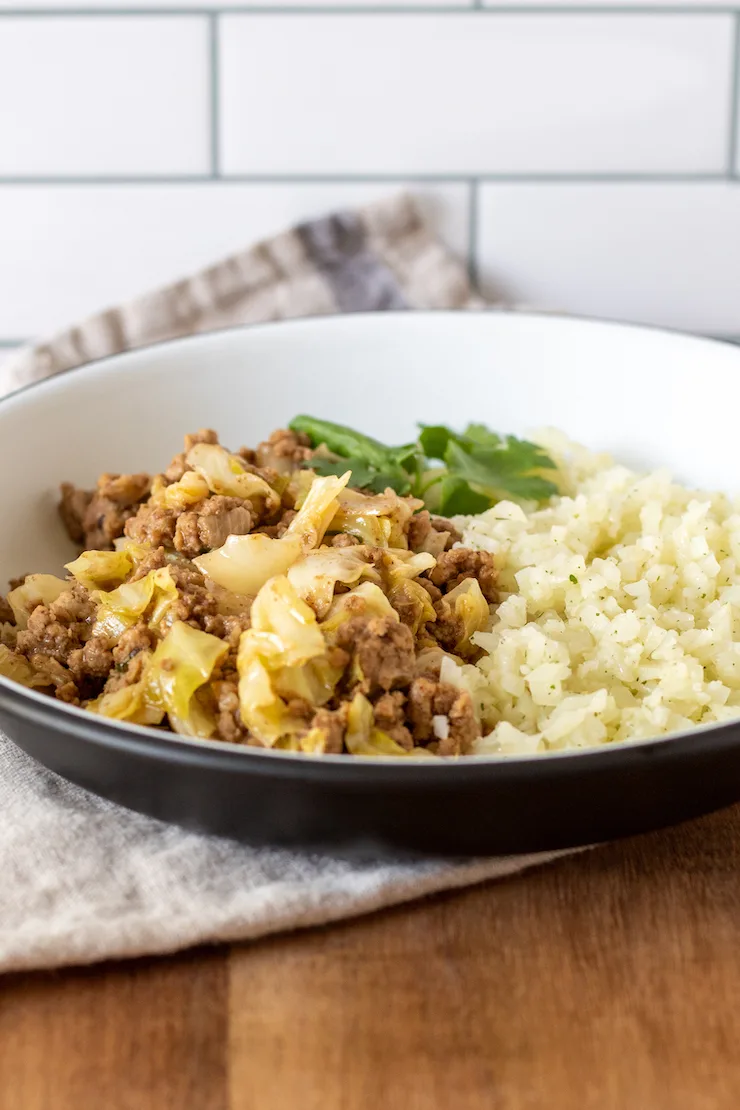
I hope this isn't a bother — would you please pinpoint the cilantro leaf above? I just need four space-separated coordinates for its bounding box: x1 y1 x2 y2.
445 440 558 502
290 416 392 471
309 456 411 495
418 425 454 461
462 423 502 449
438 476 491 516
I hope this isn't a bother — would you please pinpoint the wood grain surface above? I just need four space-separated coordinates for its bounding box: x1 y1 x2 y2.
4 805 740 1110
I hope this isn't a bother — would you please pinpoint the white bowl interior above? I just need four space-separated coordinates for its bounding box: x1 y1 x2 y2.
0 311 737 583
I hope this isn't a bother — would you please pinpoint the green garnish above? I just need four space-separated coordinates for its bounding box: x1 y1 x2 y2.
569 574 578 584
289 416 558 513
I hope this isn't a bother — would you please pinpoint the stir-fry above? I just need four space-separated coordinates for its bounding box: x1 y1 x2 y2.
0 420 556 756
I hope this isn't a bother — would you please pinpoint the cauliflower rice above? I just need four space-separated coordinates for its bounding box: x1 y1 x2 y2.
453 431 740 756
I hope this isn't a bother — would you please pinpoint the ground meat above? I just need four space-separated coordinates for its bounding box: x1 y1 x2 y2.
255 508 297 539
16 584 95 666
428 596 463 653
112 623 156 667
336 616 415 695
28 654 79 703
429 548 498 603
58 484 93 545
166 562 219 629
124 504 178 549
97 473 151 506
129 547 168 581
255 428 313 472
329 533 360 548
407 677 480 755
162 429 219 484
202 610 251 646
102 648 153 695
213 679 246 743
174 496 253 557
372 691 413 749
418 578 442 605
309 705 348 754
407 512 462 555
68 635 114 684
60 473 150 551
432 516 462 546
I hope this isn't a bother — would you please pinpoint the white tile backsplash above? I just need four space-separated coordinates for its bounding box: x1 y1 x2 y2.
0 183 469 338
219 15 732 175
0 7 738 338
477 183 740 333
0 17 210 175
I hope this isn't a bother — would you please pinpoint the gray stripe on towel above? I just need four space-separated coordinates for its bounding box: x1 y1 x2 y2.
297 212 408 313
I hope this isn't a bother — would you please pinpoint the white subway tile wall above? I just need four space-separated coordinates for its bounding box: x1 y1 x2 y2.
219 15 733 175
0 5 738 343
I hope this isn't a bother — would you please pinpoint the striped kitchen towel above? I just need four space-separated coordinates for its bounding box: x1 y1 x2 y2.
0 193 488 397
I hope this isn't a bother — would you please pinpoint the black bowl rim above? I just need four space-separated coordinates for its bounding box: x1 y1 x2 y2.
2 307 739 783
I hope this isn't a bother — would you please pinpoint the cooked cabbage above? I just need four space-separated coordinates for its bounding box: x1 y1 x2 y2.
7 574 68 630
320 582 399 635
187 442 280 513
87 684 165 727
0 643 52 688
66 548 134 591
146 621 228 736
89 621 227 737
287 546 380 619
92 566 178 639
150 469 210 510
344 692 410 757
330 489 422 548
195 472 350 596
237 576 330 745
445 578 490 656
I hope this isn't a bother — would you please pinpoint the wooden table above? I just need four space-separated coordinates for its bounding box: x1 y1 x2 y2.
4 804 740 1110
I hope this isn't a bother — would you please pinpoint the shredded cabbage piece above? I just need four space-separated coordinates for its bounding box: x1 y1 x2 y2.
187 442 280 513
150 469 210 510
65 549 134 592
445 578 491 656
287 545 380 619
89 621 228 737
146 621 228 736
0 643 52 688
92 566 178 639
195 472 350 596
330 489 422 549
237 576 331 745
7 574 69 630
344 692 411 757
320 582 399 635
87 684 165 726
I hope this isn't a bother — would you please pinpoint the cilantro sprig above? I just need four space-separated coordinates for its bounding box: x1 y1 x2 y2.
289 415 558 514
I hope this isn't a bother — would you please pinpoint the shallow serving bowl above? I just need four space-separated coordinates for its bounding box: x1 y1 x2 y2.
3 310 740 857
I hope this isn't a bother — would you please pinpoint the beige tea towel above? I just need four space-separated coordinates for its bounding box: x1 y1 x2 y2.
0 194 572 975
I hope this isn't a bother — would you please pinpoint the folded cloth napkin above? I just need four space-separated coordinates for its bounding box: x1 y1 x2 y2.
0 194 571 974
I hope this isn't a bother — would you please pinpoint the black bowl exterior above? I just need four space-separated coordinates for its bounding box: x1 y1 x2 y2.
3 682 740 858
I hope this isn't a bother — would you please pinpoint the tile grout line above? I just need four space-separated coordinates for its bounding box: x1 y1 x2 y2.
0 172 732 185
2 6 740 16
209 12 221 178
467 178 480 289
728 13 740 177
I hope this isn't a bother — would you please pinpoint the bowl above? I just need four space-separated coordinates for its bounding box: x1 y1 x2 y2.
3 310 740 858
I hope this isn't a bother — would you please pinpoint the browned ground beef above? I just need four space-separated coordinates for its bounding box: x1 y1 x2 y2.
429 548 498 603
407 677 480 755
335 616 416 696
